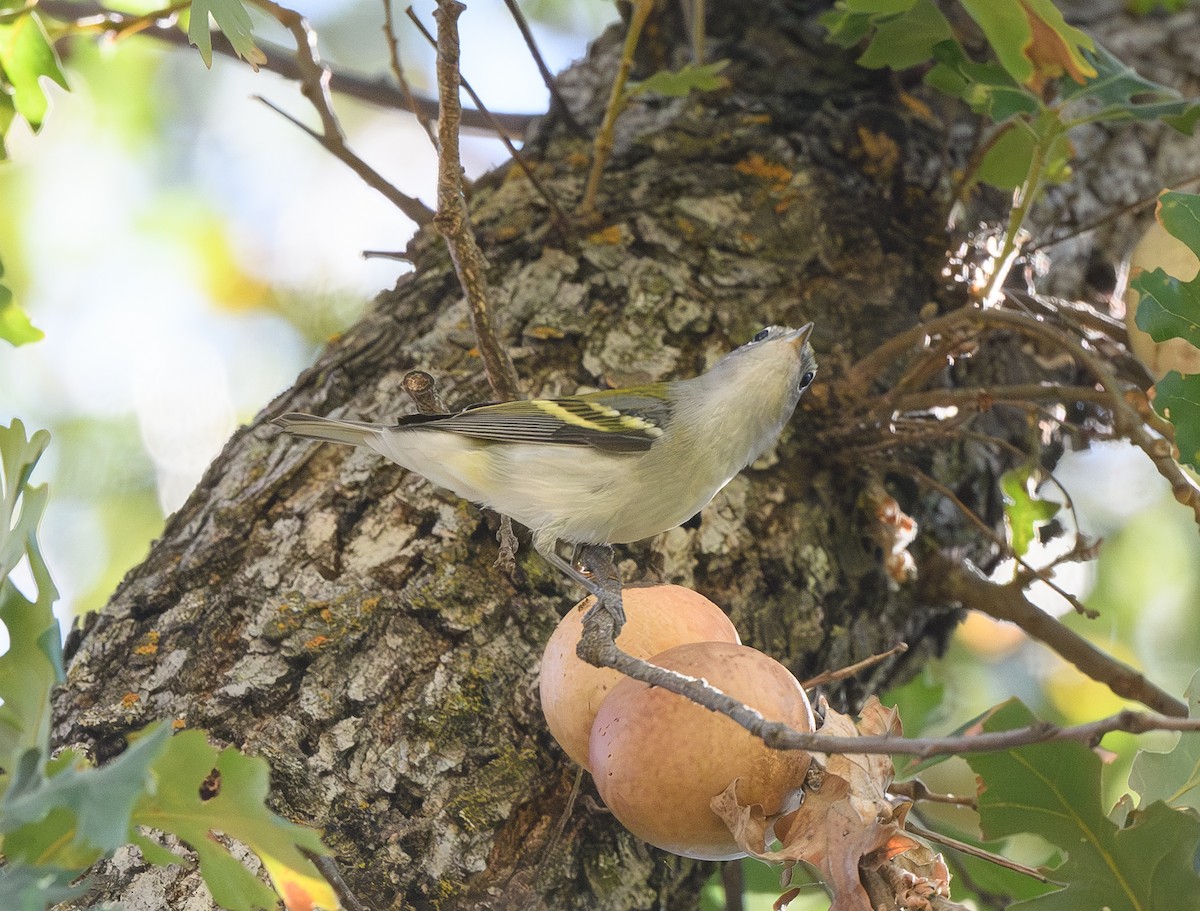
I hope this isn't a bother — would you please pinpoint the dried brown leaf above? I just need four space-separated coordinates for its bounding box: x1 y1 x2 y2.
711 697 939 911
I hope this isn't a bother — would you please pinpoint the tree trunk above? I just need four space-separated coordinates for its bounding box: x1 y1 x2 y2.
51 1 1195 908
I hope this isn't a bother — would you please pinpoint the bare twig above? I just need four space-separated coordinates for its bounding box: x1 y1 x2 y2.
889 780 977 810
402 370 447 414
921 551 1187 717
889 383 1114 414
903 823 1048 883
720 858 744 911
500 0 586 137
579 0 653 219
843 302 1200 526
429 0 522 402
575 583 1198 753
801 643 908 690
38 0 533 136
883 459 1095 620
1026 170 1200 254
408 8 570 237
246 0 434 227
382 0 437 147
303 851 372 911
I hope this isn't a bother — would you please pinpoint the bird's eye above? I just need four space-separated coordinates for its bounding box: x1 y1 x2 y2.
752 328 770 343
799 370 815 389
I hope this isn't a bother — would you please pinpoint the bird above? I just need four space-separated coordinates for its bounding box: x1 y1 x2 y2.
273 324 817 618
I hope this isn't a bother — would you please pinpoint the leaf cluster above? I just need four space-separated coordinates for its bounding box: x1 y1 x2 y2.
1128 192 1200 470
0 420 336 911
822 0 1200 191
960 695 1200 910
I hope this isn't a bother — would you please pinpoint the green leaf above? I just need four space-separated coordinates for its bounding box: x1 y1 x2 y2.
0 420 59 775
1152 372 1200 470
134 730 333 911
1130 670 1200 812
1131 192 1200 358
0 260 43 346
856 0 954 71
2 726 171 868
967 699 1200 911
1133 270 1200 349
0 12 69 131
974 122 1036 189
925 40 1040 122
187 0 265 69
1000 464 1060 556
0 865 86 911
958 0 1095 89
626 60 730 99
0 91 14 159
1061 45 1200 133
819 9 877 49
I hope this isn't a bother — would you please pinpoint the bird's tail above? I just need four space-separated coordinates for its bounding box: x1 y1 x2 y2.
272 412 385 448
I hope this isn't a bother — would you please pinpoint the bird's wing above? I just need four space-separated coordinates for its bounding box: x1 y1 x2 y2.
396 385 673 453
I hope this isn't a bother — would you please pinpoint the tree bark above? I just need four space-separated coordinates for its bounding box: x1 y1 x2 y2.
50 1 1196 909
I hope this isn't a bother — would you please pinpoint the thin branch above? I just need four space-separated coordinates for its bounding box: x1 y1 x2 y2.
579 0 653 218
408 8 570 237
889 383 1114 415
882 459 1095 620
500 0 586 137
801 643 908 690
382 0 438 148
1026 170 1200 254
37 0 534 136
904 823 1048 883
575 579 1198 753
921 551 1187 717
402 370 446 415
429 0 522 402
245 0 434 226
889 780 977 811
993 297 1200 525
303 852 372 911
843 302 1200 526
255 96 433 227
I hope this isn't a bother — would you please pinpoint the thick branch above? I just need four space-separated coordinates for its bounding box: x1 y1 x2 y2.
920 552 1188 717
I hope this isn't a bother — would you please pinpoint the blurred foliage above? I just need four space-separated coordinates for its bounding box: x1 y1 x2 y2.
0 419 336 911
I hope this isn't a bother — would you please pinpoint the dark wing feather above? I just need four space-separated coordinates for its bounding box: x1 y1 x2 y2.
393 386 673 453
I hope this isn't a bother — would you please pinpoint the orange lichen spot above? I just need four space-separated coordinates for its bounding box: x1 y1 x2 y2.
305 635 329 650
133 630 160 656
121 692 141 708
360 596 381 613
674 216 697 238
493 224 522 242
856 127 901 178
734 152 792 189
773 192 798 214
319 607 333 622
172 718 187 730
740 113 771 126
586 224 625 246
898 91 934 121
467 347 481 358
566 151 591 169
527 325 565 340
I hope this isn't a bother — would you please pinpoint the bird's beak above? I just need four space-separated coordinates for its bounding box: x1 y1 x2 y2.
790 322 814 349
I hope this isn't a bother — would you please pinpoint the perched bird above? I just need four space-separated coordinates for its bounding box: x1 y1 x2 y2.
273 324 817 612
